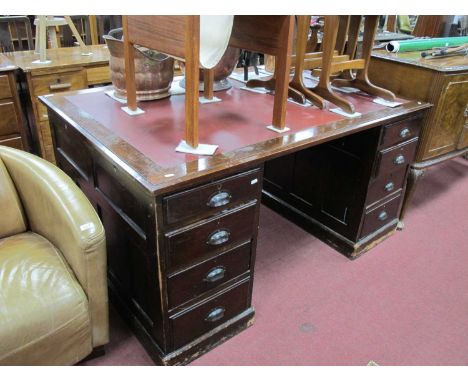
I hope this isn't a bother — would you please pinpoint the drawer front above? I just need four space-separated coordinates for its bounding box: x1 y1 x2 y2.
170 278 250 349
0 136 23 150
360 193 402 239
31 70 87 96
375 138 418 177
166 203 257 270
163 168 262 227
366 167 406 208
86 65 111 85
167 241 251 308
0 102 20 136
53 120 92 180
0 75 12 99
380 118 420 148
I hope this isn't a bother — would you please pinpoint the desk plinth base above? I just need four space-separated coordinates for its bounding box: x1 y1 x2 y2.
109 279 255 365
262 189 399 259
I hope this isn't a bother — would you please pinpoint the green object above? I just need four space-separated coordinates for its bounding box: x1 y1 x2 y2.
386 36 468 53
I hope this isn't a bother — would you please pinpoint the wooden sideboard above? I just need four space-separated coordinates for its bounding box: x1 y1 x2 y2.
369 51 468 224
40 81 430 365
4 45 110 163
0 56 29 150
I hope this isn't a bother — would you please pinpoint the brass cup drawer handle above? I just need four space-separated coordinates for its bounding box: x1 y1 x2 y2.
203 266 226 283
207 190 232 208
49 82 72 91
384 182 395 192
207 229 230 246
399 128 411 138
394 154 406 165
204 307 225 323
378 211 388 221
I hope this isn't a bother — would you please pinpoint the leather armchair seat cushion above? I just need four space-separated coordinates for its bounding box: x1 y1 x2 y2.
0 232 92 365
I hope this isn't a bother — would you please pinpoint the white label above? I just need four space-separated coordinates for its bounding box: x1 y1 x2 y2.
251 178 258 185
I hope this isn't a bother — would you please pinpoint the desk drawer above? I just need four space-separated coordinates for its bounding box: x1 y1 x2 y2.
86 65 110 85
0 75 12 99
170 278 250 349
380 118 420 149
31 70 87 96
167 241 251 308
165 203 257 270
360 193 402 239
163 168 261 227
0 101 20 136
366 167 406 208
374 138 418 177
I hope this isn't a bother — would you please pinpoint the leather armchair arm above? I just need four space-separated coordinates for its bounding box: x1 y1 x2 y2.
0 147 109 347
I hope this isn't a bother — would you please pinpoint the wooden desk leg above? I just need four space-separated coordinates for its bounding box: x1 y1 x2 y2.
313 15 355 114
271 15 294 129
122 16 137 112
184 16 200 147
203 68 214 100
398 166 426 230
89 15 99 45
289 15 326 109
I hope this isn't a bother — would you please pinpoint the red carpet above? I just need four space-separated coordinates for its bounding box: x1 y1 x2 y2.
84 157 468 366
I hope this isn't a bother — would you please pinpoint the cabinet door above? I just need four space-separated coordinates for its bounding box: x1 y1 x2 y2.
456 104 468 150
426 79 468 157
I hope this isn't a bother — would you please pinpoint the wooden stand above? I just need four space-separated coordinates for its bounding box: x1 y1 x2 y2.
123 16 202 147
33 16 91 63
288 15 396 114
123 16 295 148
332 16 396 105
229 16 294 130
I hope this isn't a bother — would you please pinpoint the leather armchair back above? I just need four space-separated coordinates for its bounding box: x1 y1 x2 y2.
0 156 26 238
0 146 109 347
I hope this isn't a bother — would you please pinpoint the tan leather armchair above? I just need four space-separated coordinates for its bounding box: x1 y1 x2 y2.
0 146 108 365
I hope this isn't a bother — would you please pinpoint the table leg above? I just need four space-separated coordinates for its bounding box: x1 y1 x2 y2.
397 166 426 230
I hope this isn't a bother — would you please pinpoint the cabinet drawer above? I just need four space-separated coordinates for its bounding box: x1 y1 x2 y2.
167 241 251 308
31 70 87 96
163 168 261 228
375 138 418 177
0 136 23 150
366 167 406 207
170 278 250 349
165 203 257 270
0 102 20 136
360 193 402 239
380 118 420 149
0 75 12 99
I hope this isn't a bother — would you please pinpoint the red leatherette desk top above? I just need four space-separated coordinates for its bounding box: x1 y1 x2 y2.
40 77 430 195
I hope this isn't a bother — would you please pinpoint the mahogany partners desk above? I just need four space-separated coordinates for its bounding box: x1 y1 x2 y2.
4 45 110 162
40 80 430 365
